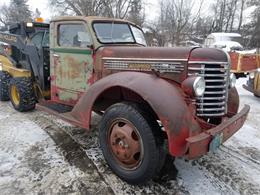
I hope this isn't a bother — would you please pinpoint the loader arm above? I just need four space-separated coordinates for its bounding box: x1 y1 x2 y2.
0 32 43 88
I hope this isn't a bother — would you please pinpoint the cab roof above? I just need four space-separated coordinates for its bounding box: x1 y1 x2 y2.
51 16 138 27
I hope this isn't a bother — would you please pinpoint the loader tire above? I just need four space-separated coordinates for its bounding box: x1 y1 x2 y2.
0 71 11 101
9 77 36 112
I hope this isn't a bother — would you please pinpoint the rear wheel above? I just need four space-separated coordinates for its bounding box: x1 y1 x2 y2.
9 77 36 112
0 71 11 101
99 102 166 184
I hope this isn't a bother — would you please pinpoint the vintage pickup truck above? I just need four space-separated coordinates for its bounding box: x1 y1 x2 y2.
0 16 250 184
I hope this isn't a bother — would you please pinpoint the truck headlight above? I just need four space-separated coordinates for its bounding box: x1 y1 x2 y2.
229 73 236 88
0 63 2 71
193 77 206 96
182 76 205 97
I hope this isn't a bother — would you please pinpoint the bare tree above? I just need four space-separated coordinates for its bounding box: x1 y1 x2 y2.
212 0 227 32
211 0 247 32
245 0 260 48
237 0 246 31
0 4 10 26
145 21 167 46
0 0 32 27
157 0 204 46
49 0 105 16
103 0 133 18
49 0 137 19
127 0 145 26
225 0 238 32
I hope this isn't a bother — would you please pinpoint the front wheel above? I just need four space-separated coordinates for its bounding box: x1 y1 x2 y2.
99 102 165 184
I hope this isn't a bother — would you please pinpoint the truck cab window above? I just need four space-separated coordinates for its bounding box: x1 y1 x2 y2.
130 25 147 46
58 24 91 48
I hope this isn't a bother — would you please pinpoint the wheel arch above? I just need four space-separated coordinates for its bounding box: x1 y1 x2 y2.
71 72 201 156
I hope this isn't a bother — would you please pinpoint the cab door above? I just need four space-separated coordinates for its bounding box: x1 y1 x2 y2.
50 21 93 105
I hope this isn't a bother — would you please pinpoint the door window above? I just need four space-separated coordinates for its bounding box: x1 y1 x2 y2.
58 24 91 48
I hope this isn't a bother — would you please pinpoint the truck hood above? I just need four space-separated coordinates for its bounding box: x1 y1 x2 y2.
95 46 229 83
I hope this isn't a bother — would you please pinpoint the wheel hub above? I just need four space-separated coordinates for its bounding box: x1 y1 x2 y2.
10 85 20 106
109 120 142 169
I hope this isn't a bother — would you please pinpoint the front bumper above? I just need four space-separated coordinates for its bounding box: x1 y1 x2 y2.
186 105 250 159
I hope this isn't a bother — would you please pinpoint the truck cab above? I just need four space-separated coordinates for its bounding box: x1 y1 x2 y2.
49 16 147 104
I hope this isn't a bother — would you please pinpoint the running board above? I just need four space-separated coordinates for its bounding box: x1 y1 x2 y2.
36 101 86 129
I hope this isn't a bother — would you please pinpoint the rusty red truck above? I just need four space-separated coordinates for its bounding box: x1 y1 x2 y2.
0 16 250 184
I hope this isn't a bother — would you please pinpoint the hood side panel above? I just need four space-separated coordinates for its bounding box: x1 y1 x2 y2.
95 46 195 83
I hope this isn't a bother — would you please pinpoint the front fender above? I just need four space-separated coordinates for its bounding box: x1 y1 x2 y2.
71 72 201 156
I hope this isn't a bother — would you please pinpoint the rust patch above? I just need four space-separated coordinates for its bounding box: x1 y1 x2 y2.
186 105 250 159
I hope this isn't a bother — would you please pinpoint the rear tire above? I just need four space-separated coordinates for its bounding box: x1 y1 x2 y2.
0 71 11 101
9 77 36 112
99 102 166 184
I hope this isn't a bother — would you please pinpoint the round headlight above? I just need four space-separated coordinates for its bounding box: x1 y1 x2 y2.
249 72 255 79
229 73 236 88
193 77 205 96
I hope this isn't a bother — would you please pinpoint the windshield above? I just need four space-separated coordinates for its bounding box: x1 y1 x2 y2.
130 25 147 45
93 22 146 45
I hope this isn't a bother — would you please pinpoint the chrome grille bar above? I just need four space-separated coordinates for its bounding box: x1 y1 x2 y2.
205 85 227 88
195 102 226 106
188 61 229 117
204 90 226 94
188 73 228 77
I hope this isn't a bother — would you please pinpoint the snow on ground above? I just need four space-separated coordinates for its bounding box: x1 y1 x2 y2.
0 78 259 194
0 103 112 194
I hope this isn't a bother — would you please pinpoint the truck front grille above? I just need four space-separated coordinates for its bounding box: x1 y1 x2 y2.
188 61 230 117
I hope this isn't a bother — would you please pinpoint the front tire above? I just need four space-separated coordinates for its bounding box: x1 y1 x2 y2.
9 77 36 112
0 71 11 101
99 102 165 184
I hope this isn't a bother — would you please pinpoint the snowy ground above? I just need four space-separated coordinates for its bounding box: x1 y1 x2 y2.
0 78 259 195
